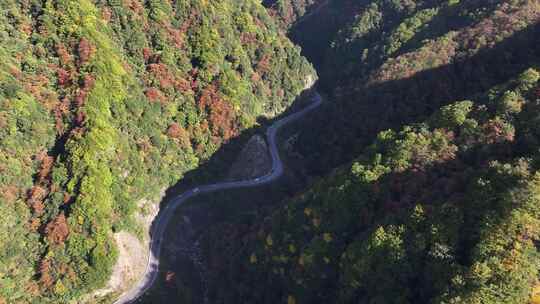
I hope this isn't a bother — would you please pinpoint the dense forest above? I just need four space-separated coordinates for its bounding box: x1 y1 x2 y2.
197 1 540 304
0 0 314 302
262 0 327 29
2 0 540 303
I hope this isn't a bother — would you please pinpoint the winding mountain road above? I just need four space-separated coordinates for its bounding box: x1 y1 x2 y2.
114 92 322 304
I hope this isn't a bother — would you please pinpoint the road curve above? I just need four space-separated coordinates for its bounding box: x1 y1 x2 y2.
113 92 322 304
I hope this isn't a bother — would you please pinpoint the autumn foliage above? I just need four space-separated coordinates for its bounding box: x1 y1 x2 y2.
0 0 314 302
45 213 69 245
77 38 95 65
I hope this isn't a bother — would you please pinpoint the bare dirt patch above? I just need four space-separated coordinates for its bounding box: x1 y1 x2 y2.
226 134 271 181
84 189 165 302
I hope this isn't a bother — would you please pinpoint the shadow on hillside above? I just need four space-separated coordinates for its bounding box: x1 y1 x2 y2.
294 21 540 177
287 0 356 68
223 136 530 304
131 86 318 304
134 22 539 304
287 1 523 93
394 2 502 58
161 87 317 199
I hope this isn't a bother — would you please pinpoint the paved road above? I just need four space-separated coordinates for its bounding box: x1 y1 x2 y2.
113 92 322 304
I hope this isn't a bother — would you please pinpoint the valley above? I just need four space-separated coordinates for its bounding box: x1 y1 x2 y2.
0 1 539 304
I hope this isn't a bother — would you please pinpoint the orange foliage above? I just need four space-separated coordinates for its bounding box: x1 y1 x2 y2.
251 72 261 83
31 200 45 216
209 98 237 140
39 258 54 289
69 126 86 139
56 43 72 66
197 86 238 140
256 54 272 74
0 112 6 129
38 155 54 182
483 119 515 144
126 0 145 16
75 90 87 107
145 87 165 103
1 185 18 204
45 213 69 245
54 116 65 135
166 26 184 49
25 281 40 297
240 32 258 45
175 78 191 93
458 2 540 54
195 142 205 154
28 185 47 204
167 123 191 148
72 74 96 108
78 38 95 65
167 122 182 138
142 47 152 62
54 96 70 134
148 63 174 89
198 86 214 111
63 193 72 205
83 74 96 90
8 65 22 79
57 68 71 87
22 73 51 104
29 218 41 232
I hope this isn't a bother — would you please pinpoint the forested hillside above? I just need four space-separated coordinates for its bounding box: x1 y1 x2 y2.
261 0 326 29
0 0 314 302
205 69 540 303
199 1 540 303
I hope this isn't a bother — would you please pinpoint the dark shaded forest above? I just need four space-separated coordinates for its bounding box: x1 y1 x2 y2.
196 1 540 304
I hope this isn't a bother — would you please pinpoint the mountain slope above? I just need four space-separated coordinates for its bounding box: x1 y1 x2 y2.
198 1 540 303
295 0 540 173
262 0 327 29
0 0 314 302
204 67 540 304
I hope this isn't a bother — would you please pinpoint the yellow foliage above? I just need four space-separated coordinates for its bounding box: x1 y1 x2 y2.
531 283 540 304
288 295 297 304
289 244 296 253
250 253 257 264
323 233 333 242
266 234 273 246
54 280 66 295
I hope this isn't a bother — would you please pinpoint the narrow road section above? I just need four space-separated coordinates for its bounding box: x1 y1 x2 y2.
114 92 322 304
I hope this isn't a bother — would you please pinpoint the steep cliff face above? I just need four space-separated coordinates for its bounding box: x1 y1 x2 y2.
199 1 540 304
0 0 314 302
